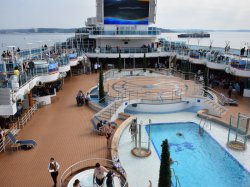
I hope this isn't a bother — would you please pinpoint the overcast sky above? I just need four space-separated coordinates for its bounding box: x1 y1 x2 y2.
0 0 250 29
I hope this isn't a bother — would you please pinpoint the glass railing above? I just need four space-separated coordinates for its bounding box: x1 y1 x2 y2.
0 62 58 89
89 28 160 36
82 47 162 54
1 47 54 65
81 46 250 71
55 56 69 67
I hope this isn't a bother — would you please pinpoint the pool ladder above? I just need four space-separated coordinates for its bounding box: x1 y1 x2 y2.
171 168 181 187
199 117 212 136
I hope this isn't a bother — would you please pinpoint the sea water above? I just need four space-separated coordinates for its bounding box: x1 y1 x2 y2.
1 32 250 54
0 33 74 53
161 32 250 50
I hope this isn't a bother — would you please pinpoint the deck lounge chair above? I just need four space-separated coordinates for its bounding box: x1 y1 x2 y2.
7 132 37 148
224 98 238 106
219 93 238 106
221 96 238 106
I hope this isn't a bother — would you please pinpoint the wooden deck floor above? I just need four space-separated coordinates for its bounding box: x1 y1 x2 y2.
0 73 109 187
0 73 249 187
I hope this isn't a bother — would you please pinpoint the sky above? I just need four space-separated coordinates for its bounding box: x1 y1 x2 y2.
0 0 250 30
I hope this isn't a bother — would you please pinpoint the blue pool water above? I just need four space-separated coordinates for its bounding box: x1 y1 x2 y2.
146 122 250 187
90 95 108 107
90 87 108 107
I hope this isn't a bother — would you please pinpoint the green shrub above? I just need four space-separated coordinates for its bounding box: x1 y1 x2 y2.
158 139 171 187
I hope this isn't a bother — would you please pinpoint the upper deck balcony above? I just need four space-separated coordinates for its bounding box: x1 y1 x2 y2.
88 27 160 39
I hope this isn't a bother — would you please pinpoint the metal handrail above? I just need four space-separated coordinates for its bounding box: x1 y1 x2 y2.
201 87 226 108
60 158 127 187
94 68 198 124
203 86 230 105
171 168 181 187
17 102 38 129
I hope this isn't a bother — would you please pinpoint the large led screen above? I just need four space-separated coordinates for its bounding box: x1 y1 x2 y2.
104 0 149 25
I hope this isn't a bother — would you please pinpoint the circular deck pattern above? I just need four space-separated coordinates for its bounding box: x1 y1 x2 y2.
105 76 190 101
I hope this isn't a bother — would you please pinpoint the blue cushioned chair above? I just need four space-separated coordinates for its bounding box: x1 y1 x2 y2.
7 132 37 148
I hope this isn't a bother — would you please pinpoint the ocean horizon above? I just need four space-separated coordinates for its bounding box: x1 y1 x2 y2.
1 31 249 54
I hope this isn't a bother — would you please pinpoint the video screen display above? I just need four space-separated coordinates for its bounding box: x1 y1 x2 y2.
104 0 149 25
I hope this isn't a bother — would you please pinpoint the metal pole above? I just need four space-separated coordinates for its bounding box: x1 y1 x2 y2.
139 123 141 155
244 117 249 147
133 57 135 69
135 120 138 148
227 115 232 144
148 119 151 151
235 113 240 141
124 58 125 69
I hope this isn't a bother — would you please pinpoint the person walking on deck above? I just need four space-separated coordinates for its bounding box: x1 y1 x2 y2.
48 157 60 187
129 119 137 141
105 123 113 149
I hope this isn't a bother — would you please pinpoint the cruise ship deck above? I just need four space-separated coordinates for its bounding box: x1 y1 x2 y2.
0 73 107 187
0 0 250 186
0 71 249 187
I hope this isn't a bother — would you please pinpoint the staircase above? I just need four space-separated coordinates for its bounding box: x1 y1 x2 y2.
193 87 227 117
91 99 125 129
203 98 227 117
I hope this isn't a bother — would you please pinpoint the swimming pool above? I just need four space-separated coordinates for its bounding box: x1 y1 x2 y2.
146 122 250 187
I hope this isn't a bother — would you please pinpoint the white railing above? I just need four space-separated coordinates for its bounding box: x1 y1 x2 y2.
0 122 19 152
0 102 38 152
17 102 38 129
201 88 227 116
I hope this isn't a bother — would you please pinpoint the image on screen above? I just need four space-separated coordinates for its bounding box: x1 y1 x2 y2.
104 0 149 25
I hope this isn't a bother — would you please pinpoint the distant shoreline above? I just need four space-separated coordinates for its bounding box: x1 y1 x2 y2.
0 28 76 34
